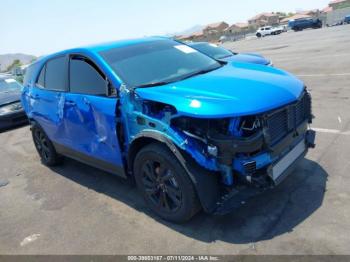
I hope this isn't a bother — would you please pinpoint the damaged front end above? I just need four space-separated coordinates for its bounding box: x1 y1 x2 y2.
124 86 316 215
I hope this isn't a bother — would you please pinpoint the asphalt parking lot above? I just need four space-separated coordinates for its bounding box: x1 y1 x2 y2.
1 25 350 255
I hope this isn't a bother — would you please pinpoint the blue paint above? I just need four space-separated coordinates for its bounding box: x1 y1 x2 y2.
135 61 304 118
228 118 242 137
21 37 307 183
223 53 271 65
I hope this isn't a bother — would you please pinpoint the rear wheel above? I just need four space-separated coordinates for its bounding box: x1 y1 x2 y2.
31 122 63 166
133 143 200 223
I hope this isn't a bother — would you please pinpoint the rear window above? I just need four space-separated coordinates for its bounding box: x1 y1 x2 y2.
36 65 45 87
191 43 232 60
45 56 67 91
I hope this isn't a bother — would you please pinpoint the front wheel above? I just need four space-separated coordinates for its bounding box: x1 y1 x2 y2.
256 33 262 38
133 143 200 223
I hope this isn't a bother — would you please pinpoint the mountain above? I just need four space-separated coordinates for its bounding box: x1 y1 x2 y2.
173 24 205 37
0 53 36 72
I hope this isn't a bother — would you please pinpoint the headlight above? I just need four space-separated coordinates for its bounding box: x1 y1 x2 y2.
0 102 23 116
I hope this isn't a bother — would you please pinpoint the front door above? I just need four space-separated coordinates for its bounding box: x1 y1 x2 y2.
62 55 124 175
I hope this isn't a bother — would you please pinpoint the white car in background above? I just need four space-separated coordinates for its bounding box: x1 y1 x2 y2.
256 26 284 38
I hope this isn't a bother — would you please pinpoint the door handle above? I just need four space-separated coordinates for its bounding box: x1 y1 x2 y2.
29 94 40 100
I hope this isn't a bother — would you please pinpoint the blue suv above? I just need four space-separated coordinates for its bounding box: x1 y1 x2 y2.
288 18 322 31
22 37 315 222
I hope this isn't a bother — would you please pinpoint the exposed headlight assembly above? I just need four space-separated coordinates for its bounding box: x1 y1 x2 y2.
0 102 23 116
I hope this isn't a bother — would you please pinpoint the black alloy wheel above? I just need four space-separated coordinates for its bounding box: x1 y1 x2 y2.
141 159 182 213
134 143 200 223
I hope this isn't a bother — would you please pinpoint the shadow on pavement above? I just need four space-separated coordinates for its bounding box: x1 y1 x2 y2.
0 122 29 133
50 157 327 244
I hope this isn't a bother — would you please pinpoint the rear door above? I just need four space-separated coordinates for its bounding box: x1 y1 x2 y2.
28 56 68 144
62 55 124 175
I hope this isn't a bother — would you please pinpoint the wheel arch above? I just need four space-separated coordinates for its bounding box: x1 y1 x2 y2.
127 131 187 179
127 131 221 213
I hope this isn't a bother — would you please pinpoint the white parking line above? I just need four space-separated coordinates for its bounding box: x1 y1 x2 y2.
312 127 340 134
297 73 350 77
312 127 350 135
20 234 40 247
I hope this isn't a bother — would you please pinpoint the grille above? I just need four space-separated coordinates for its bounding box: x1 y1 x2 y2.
266 92 311 145
243 161 257 174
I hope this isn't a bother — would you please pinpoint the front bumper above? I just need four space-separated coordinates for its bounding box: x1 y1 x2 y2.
213 129 316 215
0 110 28 130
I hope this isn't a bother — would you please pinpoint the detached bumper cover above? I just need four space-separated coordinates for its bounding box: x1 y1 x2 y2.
0 110 28 130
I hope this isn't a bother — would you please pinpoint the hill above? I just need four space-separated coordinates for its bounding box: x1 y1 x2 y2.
0 53 36 72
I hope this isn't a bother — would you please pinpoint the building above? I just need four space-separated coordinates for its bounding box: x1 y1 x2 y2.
322 0 350 25
329 0 350 9
280 14 312 25
224 23 249 34
202 21 229 40
298 9 321 17
177 31 205 42
248 12 279 27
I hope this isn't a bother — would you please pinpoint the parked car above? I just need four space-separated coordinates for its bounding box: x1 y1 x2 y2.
22 37 315 222
0 75 28 130
189 42 273 66
256 26 282 37
288 18 322 31
344 15 350 24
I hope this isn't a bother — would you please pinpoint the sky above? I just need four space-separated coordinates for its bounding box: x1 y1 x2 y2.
1 0 330 56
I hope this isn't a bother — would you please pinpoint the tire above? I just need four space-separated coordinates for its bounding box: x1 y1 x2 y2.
256 33 261 38
133 143 200 223
31 122 63 166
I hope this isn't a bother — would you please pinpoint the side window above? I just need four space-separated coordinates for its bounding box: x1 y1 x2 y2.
45 56 67 91
69 57 106 96
36 65 45 87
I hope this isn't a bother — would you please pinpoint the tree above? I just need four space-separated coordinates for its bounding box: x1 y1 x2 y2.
6 59 22 72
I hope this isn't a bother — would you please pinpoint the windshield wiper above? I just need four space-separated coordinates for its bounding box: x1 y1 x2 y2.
136 80 174 88
135 65 222 88
219 54 233 59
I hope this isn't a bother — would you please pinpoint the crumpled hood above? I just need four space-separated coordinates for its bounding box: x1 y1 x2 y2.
135 62 304 118
224 53 270 65
0 90 21 106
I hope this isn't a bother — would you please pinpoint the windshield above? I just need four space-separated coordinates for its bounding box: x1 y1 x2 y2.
100 39 221 87
0 79 22 93
191 43 233 60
